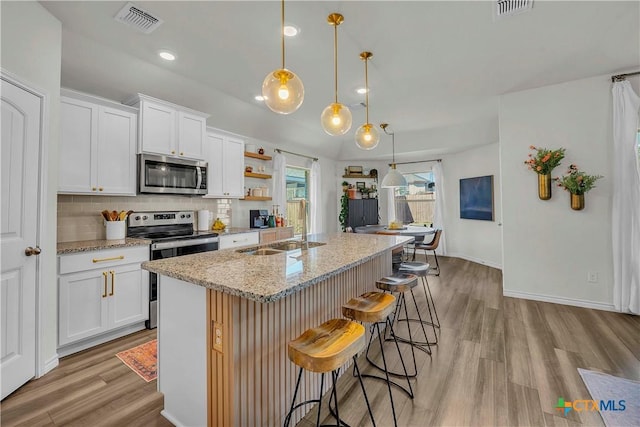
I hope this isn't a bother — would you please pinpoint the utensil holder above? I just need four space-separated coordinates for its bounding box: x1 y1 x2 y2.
105 220 126 240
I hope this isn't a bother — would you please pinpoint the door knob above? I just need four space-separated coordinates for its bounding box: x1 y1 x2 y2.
25 246 41 256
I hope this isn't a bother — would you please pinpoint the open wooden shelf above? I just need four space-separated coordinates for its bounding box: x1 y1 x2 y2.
244 151 272 161
245 172 272 179
342 174 377 179
241 196 272 201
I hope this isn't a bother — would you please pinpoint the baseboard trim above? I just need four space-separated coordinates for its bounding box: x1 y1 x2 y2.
446 252 502 270
161 410 183 427
38 354 59 378
503 289 617 312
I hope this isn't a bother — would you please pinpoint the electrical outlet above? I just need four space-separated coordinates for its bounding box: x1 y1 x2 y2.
213 321 223 353
587 272 599 283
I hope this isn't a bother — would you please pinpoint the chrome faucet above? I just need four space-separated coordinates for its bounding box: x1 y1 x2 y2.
299 199 308 249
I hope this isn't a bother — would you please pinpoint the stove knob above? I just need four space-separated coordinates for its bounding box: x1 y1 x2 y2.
143 215 148 220
180 214 185 219
135 216 140 221
186 214 191 218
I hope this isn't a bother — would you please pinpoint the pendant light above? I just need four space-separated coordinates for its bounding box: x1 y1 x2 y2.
320 13 352 136
380 123 408 188
262 0 304 115
355 52 379 150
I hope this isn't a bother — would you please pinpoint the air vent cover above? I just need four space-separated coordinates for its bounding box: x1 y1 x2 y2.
495 0 533 19
114 2 163 34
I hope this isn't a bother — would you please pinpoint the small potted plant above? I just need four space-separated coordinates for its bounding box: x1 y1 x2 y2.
524 145 565 200
554 164 603 210
341 181 349 192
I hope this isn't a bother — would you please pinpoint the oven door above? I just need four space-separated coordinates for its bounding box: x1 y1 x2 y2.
147 236 218 329
139 153 207 195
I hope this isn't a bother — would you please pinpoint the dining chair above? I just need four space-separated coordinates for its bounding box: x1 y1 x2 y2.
415 229 442 276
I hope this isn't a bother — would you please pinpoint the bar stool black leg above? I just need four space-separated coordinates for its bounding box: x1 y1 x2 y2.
353 357 377 427
284 367 305 427
423 277 440 328
315 373 325 426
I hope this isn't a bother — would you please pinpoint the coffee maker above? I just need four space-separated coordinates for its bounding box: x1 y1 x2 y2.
249 209 269 228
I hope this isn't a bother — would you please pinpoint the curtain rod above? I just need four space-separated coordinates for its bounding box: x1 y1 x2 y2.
612 71 640 82
388 158 442 166
274 148 318 161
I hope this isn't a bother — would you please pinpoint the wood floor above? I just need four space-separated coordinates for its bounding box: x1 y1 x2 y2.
1 256 638 426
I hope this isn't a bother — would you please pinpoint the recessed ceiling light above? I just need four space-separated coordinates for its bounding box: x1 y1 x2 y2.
283 25 299 37
254 95 266 101
356 87 368 94
158 50 176 61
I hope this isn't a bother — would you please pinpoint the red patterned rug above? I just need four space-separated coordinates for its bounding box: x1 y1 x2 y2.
116 339 157 382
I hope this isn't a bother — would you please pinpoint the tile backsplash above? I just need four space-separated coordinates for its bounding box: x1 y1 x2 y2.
57 194 232 242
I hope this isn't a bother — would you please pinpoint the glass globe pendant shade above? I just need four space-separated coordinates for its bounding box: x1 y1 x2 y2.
321 103 352 136
381 165 408 188
262 69 304 115
355 123 379 150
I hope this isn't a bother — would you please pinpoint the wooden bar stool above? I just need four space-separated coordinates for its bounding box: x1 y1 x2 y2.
342 292 414 427
376 273 433 357
398 262 440 345
284 318 376 427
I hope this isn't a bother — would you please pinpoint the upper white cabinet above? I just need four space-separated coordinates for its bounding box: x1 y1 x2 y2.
59 89 137 196
205 130 245 198
127 94 209 161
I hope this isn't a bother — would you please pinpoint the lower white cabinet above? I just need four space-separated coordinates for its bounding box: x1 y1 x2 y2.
218 232 259 249
58 246 149 354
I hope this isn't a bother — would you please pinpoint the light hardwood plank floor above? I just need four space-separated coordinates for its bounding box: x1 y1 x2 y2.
299 256 640 427
1 257 638 426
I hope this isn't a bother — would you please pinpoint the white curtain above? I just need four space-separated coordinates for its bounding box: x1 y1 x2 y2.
308 160 322 234
612 80 640 314
272 152 287 222
432 161 447 256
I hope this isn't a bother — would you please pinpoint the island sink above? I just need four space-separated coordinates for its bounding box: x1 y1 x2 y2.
237 241 326 255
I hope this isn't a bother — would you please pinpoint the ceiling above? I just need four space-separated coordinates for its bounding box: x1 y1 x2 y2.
41 1 639 161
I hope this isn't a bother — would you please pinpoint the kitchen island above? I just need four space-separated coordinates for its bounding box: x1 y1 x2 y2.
143 232 412 427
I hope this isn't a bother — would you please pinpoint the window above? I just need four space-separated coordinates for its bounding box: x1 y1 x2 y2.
393 171 436 226
285 166 309 235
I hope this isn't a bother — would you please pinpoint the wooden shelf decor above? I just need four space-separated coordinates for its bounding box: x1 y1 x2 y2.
241 196 272 201
245 172 272 179
244 151 272 161
342 174 376 179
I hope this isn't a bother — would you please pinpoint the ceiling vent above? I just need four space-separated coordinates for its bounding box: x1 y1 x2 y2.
495 0 533 19
114 2 163 34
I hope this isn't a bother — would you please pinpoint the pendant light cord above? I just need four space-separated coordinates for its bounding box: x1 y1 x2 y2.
392 132 396 163
364 57 369 123
334 23 338 104
281 0 285 69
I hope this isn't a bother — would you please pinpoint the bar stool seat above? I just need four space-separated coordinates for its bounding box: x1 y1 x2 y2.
285 319 376 427
375 273 418 293
342 291 414 427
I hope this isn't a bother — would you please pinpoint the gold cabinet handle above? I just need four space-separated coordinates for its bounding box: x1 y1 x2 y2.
102 272 108 298
92 255 124 263
25 246 41 256
171 150 176 154
98 187 103 191
180 152 184 156
92 187 97 191
109 270 115 296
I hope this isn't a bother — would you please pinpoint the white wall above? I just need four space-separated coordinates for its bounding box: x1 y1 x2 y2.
1 2 62 372
500 74 616 309
232 135 338 234
442 144 503 269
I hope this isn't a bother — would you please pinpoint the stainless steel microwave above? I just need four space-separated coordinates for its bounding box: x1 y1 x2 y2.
139 154 207 195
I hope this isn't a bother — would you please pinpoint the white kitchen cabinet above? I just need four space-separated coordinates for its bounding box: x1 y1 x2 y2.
204 130 245 198
59 90 137 196
128 94 209 161
58 246 149 355
218 232 259 250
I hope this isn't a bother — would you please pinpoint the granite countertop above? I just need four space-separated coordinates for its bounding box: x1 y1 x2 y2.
57 238 151 254
142 233 412 303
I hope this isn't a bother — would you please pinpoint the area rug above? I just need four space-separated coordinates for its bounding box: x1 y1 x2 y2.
577 368 640 427
116 339 157 382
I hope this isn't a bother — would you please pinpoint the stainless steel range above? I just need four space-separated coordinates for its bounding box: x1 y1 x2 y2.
127 210 219 328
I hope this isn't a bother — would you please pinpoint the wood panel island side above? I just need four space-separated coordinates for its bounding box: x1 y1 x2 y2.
142 232 412 427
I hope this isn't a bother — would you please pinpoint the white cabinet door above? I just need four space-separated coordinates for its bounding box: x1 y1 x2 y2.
206 133 225 197
109 265 148 329
178 111 206 160
219 232 259 249
59 97 97 193
96 106 137 195
224 137 245 197
58 269 109 346
141 100 176 156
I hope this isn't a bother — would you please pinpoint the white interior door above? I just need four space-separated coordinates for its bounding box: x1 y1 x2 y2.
1 77 42 399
